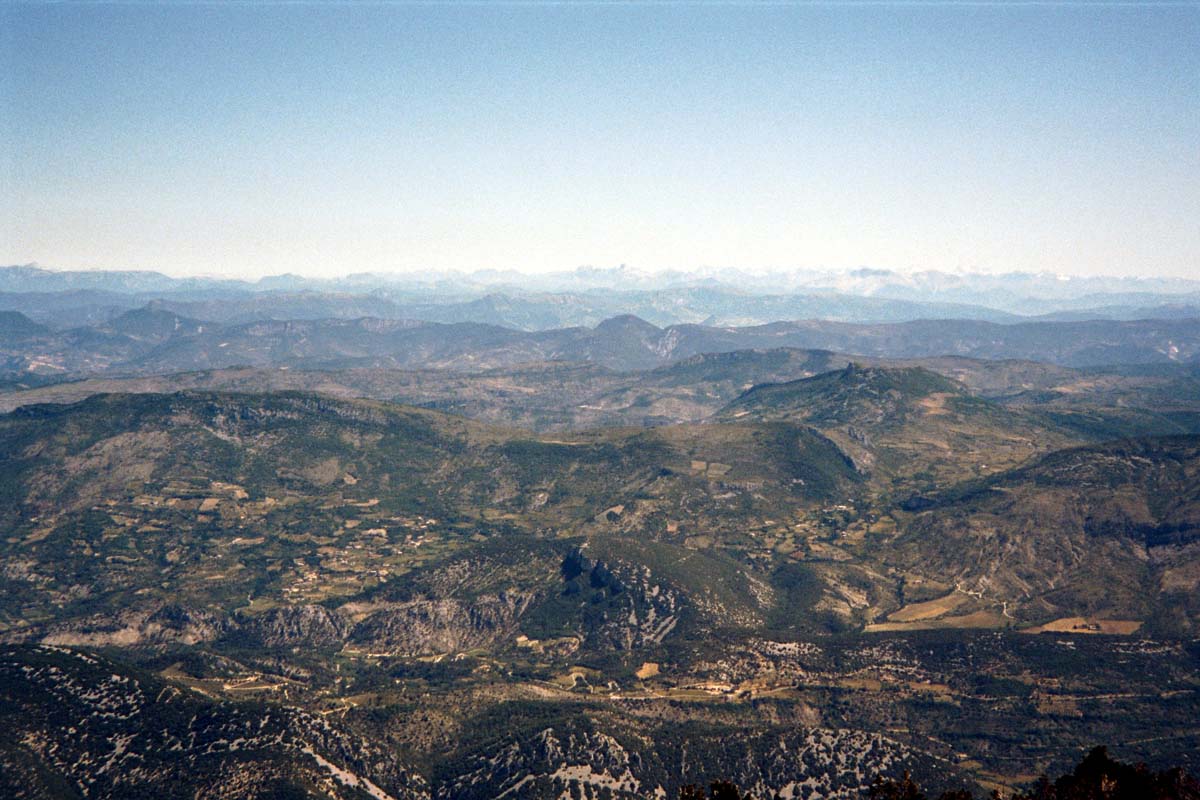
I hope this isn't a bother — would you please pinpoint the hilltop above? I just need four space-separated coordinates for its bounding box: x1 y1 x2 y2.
719 364 1076 492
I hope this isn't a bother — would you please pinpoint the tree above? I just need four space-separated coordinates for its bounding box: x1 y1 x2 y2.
863 747 1200 800
675 779 752 800
1013 746 1200 800
869 772 927 800
709 780 745 800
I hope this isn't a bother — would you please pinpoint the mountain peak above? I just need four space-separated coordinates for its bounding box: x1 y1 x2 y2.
106 305 206 340
593 314 661 335
720 364 966 425
0 310 48 340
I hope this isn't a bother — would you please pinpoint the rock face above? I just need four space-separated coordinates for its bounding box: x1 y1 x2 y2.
440 728 648 800
34 605 230 648
438 722 926 800
560 549 685 651
349 593 535 656
242 604 350 649
0 645 430 800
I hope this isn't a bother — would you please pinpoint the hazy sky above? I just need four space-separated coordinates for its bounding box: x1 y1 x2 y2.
2 2 1198 279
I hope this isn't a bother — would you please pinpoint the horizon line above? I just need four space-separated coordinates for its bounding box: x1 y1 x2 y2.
4 260 1200 285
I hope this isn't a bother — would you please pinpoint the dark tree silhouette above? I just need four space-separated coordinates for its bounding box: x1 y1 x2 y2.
709 780 745 800
675 779 757 800
869 771 928 800
1013 747 1200 800
677 747 1199 800
861 746 1200 800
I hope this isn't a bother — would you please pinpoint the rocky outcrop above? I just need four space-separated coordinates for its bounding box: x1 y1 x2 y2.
561 549 684 651
437 722 929 800
439 728 649 800
34 604 230 647
0 645 430 800
349 592 535 656
241 604 350 649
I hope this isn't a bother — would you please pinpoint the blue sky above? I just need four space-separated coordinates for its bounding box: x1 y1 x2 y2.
2 2 1197 278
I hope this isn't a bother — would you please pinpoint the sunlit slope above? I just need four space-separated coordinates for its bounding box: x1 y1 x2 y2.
0 391 859 645
876 436 1200 635
717 364 1076 492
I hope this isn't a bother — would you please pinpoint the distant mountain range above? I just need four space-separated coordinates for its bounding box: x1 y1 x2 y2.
3 264 1199 330
2 307 1198 385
